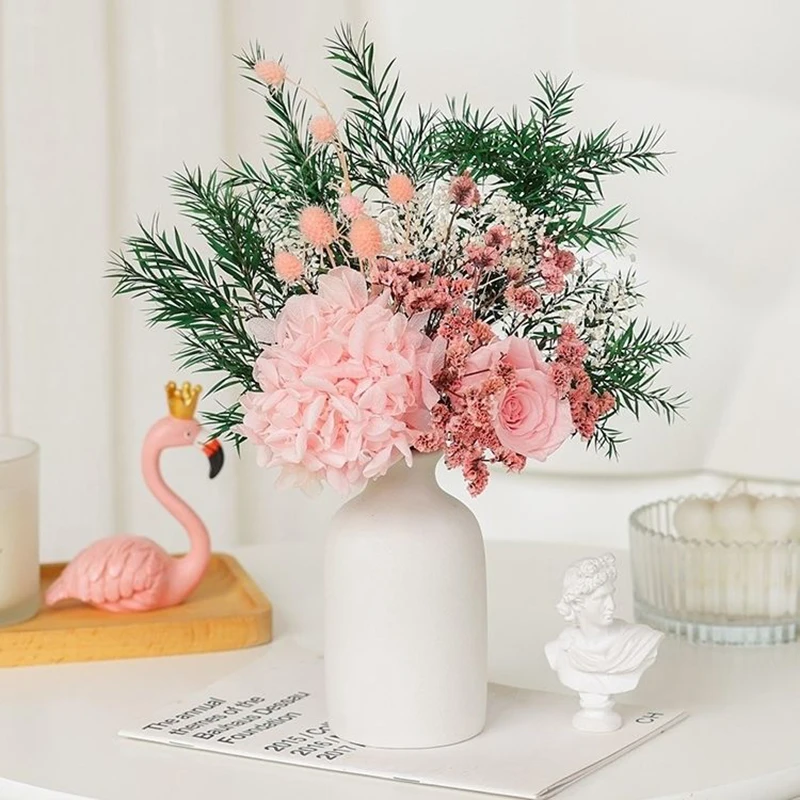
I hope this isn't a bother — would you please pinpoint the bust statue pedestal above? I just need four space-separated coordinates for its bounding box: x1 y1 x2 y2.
573 692 621 733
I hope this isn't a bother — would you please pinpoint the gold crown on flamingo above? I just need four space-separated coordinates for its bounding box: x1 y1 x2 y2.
166 381 202 420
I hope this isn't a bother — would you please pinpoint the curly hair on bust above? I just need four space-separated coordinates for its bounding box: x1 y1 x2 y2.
555 553 617 623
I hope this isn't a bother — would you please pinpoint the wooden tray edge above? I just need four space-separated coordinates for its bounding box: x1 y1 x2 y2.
0 553 273 667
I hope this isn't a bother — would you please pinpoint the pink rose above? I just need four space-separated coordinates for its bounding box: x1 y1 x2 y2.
465 337 573 461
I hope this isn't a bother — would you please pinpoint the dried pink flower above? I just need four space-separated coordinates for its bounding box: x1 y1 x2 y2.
598 392 615 414
464 459 489 497
556 249 577 274
572 366 592 393
484 225 512 252
349 215 383 260
449 278 472 296
506 261 526 283
438 307 474 340
469 320 495 346
465 244 500 273
499 450 526 473
540 237 558 260
556 324 589 366
339 194 365 219
540 259 566 294
449 172 481 207
504 285 541 313
403 278 453 315
551 362 573 398
570 389 601 439
273 251 304 283
309 115 337 143
386 173 415 205
299 206 337 248
254 60 286 88
369 258 431 299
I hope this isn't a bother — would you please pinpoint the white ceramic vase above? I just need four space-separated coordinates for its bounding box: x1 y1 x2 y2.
324 451 487 749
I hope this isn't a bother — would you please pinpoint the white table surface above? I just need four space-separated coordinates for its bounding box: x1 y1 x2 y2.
1 539 799 800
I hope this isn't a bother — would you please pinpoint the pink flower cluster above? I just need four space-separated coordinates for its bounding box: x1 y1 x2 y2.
553 324 615 439
369 257 429 297
255 168 604 498
416 304 573 495
504 284 540 313
538 238 577 294
240 268 443 494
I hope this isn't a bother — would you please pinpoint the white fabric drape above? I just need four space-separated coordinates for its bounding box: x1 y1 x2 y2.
1 0 798 561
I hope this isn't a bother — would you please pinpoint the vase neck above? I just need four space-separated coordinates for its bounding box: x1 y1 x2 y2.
377 451 441 490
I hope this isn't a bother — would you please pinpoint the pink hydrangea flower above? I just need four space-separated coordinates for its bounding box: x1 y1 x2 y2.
254 60 286 88
273 251 304 283
386 173 415 205
299 206 337 248
463 337 573 461
240 268 444 494
309 115 337 143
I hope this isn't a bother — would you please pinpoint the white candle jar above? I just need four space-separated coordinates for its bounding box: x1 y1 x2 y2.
0 437 40 625
629 495 800 646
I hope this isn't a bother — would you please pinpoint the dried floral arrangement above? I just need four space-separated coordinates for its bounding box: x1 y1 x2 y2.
111 26 687 496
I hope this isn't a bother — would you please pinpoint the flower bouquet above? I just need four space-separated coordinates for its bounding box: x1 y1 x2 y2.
112 26 686 748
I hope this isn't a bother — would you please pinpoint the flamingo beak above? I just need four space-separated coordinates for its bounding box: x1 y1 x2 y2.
202 438 224 479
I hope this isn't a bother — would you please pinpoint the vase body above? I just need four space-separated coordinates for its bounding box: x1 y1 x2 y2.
324 452 487 749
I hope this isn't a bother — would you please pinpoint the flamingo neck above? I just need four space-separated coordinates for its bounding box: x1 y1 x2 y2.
142 436 211 603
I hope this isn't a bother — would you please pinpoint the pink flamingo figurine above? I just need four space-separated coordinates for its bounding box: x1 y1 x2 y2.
45 381 224 612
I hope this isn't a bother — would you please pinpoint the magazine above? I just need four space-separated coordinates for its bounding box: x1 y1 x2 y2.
119 641 685 799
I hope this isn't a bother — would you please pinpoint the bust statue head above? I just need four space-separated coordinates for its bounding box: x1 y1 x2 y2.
556 553 618 633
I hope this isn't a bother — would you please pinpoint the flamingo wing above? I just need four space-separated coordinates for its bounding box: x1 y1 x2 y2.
47 536 170 611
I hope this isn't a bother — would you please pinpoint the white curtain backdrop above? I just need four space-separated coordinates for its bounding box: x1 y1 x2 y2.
1 0 798 562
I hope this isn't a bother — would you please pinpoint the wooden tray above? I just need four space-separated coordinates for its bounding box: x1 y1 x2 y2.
0 553 272 667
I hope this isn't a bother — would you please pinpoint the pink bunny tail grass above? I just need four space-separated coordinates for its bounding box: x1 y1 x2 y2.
274 250 304 282
299 206 337 248
309 115 338 143
386 173 415 205
254 60 286 88
339 193 365 218
349 215 383 260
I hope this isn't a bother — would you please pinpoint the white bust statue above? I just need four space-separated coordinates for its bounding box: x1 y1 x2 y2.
544 553 664 732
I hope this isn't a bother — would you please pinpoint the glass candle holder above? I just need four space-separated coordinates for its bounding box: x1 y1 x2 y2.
630 496 800 645
0 436 40 625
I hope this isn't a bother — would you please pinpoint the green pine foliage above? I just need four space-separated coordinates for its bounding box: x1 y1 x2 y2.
435 75 667 252
110 24 686 451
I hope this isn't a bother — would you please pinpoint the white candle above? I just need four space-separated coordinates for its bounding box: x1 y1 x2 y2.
0 437 40 626
672 493 799 621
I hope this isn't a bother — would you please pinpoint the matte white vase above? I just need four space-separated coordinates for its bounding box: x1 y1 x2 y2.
324 452 488 749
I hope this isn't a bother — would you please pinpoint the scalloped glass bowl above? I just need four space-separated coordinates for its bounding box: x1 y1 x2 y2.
629 497 800 645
